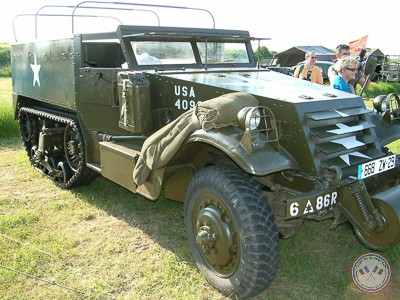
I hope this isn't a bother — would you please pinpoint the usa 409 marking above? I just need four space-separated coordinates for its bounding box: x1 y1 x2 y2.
174 84 201 110
174 99 199 110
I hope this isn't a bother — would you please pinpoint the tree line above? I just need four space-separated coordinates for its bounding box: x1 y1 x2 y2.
0 43 11 77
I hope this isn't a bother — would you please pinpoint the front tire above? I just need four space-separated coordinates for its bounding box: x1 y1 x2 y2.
184 165 279 299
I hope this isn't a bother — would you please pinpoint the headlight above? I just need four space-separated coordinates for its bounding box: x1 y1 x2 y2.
373 93 400 114
237 105 279 154
237 107 261 130
373 95 389 113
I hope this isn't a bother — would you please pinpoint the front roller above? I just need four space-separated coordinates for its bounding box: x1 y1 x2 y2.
355 185 400 250
184 165 279 299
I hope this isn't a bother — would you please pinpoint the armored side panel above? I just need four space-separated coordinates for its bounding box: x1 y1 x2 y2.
11 39 76 110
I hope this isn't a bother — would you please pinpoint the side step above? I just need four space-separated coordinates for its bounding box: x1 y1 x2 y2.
99 141 141 193
99 141 164 200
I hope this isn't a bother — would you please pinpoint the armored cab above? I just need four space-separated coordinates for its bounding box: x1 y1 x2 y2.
11 2 400 299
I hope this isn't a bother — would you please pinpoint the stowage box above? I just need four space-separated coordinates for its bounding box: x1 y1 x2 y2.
118 72 152 133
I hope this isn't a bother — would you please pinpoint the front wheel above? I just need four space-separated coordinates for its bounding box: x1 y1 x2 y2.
184 165 279 299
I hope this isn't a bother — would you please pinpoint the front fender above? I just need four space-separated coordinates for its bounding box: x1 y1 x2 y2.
186 126 299 175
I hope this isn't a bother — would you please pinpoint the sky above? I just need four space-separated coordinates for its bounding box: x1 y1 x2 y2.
1 0 398 55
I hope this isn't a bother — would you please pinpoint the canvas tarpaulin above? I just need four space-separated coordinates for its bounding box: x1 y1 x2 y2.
132 92 259 185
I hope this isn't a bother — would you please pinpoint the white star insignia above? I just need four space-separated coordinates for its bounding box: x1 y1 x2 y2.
30 53 41 87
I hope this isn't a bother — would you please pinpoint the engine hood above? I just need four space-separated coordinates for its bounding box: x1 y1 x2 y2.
151 68 359 103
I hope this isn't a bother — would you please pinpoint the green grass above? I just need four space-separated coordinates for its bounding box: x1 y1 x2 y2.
0 78 19 139
357 81 400 98
1 78 400 299
1 148 399 300
0 149 223 299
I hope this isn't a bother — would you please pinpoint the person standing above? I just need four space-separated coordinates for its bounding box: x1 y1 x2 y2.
331 56 360 94
293 51 323 84
328 44 351 82
328 44 369 91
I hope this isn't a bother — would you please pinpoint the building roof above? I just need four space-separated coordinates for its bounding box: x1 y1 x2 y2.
349 48 385 63
350 48 385 58
350 48 385 57
273 46 336 67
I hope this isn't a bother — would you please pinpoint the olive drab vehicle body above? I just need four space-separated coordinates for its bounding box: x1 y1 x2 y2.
11 2 400 299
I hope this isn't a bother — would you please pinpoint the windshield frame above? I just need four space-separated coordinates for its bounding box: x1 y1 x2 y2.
121 33 255 70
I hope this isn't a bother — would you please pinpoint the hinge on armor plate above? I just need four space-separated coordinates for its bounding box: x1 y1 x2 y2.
323 93 337 98
298 95 313 100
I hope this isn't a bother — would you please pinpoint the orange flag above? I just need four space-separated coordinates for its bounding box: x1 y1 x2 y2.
349 35 368 53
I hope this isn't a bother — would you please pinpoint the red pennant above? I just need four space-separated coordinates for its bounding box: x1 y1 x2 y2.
349 35 368 53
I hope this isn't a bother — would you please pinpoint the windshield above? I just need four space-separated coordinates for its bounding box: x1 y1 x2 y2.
131 41 196 65
197 42 249 64
131 40 250 66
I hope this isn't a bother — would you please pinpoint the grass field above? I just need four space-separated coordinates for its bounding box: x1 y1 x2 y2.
0 78 18 139
1 78 399 299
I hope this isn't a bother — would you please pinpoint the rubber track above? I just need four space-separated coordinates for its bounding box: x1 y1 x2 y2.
19 107 95 189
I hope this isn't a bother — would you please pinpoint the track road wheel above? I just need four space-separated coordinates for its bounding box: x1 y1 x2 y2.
64 124 83 173
48 156 60 181
184 165 279 299
19 110 36 142
56 161 73 188
30 146 41 169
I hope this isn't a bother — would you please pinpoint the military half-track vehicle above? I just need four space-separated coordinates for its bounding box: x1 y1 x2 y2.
11 2 400 299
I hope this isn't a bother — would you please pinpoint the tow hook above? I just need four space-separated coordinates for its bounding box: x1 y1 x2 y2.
328 165 342 187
